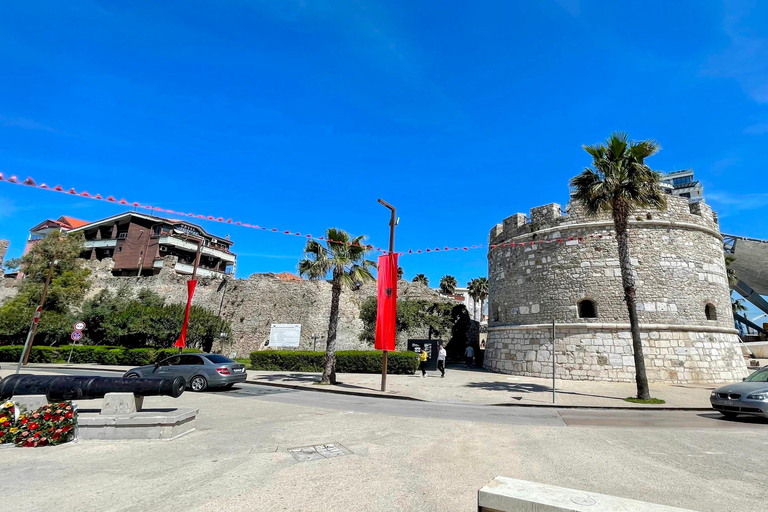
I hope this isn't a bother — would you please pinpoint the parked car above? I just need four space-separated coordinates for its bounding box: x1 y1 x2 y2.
710 366 768 419
124 353 247 392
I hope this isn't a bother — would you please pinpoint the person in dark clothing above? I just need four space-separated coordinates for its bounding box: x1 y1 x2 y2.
465 344 475 368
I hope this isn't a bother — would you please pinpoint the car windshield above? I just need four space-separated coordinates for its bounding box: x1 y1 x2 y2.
204 355 233 364
744 369 768 383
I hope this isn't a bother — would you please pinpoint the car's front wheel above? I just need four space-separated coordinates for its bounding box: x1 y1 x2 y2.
190 375 208 392
719 411 739 419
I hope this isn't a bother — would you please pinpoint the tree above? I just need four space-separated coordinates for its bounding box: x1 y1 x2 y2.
570 132 666 401
359 298 453 344
3 258 22 273
0 232 90 346
468 277 489 321
298 228 376 384
397 266 404 280
439 275 457 295
412 274 429 286
467 278 479 319
732 299 748 316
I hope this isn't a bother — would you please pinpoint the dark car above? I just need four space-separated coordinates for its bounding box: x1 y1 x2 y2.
710 366 768 419
124 353 247 392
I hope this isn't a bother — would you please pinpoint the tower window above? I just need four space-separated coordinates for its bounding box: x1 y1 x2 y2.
578 299 597 319
705 303 717 321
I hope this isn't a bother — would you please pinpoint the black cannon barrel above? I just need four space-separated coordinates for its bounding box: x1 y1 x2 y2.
0 375 186 401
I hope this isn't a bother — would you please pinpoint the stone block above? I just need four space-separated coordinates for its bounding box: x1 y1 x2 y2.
11 395 49 412
101 393 144 415
78 408 198 441
478 476 698 512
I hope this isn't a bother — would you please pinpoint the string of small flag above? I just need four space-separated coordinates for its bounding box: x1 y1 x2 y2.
0 173 613 256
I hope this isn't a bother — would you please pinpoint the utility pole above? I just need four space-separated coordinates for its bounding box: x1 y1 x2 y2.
178 238 202 355
16 259 56 373
377 198 396 392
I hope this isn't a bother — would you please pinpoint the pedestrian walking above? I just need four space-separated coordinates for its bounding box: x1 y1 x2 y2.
465 344 475 369
419 348 428 377
437 342 447 378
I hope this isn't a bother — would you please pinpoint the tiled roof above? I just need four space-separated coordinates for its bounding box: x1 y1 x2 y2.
58 216 90 229
276 272 303 282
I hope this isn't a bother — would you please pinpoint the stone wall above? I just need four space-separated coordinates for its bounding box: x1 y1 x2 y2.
79 257 448 357
485 196 748 383
0 240 8 268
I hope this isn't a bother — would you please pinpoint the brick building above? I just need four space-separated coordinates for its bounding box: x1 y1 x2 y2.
68 212 235 277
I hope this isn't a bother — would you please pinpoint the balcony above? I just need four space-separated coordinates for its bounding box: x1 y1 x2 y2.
84 239 117 249
157 236 236 263
152 260 225 278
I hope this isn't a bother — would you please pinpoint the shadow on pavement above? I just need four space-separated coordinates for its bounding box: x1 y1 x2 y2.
465 380 628 402
697 412 768 425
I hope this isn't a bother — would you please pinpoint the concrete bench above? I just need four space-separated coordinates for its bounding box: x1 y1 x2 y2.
478 477 699 512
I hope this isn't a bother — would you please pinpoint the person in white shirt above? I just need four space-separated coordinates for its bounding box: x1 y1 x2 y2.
437 342 447 378
465 344 475 368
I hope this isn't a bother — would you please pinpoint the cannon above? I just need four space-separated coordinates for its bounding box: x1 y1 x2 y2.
0 374 186 401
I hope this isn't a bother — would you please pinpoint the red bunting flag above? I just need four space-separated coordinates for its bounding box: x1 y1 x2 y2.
374 253 398 351
175 280 198 348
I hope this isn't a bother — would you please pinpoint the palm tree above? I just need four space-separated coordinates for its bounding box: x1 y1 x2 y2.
475 277 488 322
298 228 376 384
467 278 479 320
732 299 747 316
570 132 666 401
412 274 429 286
439 275 457 295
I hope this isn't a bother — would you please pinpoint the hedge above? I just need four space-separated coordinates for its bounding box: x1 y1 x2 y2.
249 350 419 374
0 345 201 366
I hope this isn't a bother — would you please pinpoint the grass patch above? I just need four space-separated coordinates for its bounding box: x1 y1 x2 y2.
234 358 251 370
624 397 666 405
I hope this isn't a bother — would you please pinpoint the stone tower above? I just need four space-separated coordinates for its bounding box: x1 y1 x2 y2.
485 196 748 383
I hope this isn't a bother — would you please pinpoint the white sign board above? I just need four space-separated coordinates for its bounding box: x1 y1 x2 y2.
269 324 302 348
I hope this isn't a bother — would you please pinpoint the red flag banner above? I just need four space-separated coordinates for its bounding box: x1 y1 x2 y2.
374 253 398 351
175 280 198 348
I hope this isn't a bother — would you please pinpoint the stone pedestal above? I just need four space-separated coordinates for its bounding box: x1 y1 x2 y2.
101 393 144 415
11 394 49 412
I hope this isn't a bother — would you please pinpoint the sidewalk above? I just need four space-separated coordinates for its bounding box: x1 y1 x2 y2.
247 364 716 409
9 363 718 409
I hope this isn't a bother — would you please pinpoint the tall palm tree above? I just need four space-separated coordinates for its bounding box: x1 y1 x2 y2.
732 299 747 316
570 132 666 401
298 228 376 384
475 277 488 321
725 255 739 288
412 274 429 286
439 275 457 295
467 278 479 320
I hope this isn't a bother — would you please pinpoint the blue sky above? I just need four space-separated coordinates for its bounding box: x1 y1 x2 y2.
1 1 767 305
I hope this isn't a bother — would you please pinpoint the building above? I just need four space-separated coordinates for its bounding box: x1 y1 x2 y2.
485 194 748 384
68 212 236 278
23 216 90 256
660 169 703 201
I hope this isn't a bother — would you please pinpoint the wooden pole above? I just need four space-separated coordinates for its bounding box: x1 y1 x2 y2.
377 199 396 392
179 238 202 354
17 259 55 372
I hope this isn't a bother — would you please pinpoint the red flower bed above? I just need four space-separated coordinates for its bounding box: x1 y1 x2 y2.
0 401 77 447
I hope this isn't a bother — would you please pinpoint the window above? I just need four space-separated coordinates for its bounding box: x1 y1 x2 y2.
705 303 717 320
159 356 181 366
153 225 163 235
745 369 768 383
179 355 205 365
204 355 233 364
118 232 128 239
578 299 597 318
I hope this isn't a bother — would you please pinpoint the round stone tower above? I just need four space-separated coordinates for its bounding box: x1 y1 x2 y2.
485 196 748 383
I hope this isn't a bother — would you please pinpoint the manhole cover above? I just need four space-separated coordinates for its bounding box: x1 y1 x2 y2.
288 443 351 462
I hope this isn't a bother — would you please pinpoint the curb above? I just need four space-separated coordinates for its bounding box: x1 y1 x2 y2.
15 365 711 411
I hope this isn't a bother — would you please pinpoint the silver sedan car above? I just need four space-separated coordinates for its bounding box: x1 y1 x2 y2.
710 366 768 419
124 353 247 392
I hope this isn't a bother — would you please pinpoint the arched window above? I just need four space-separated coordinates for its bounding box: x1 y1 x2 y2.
578 299 597 319
705 303 717 321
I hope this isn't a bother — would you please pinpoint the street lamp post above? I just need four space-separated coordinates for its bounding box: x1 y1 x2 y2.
377 198 396 392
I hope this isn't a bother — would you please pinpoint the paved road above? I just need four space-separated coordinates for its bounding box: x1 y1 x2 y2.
6 367 768 430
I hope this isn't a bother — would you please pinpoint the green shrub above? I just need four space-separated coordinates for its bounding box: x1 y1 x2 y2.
0 345 201 366
250 350 419 374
